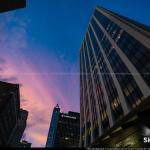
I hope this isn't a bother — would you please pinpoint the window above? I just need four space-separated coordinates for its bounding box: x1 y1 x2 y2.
108 48 143 109
117 31 150 88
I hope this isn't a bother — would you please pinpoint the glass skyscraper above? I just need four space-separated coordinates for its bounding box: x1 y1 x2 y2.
80 6 150 147
46 104 60 147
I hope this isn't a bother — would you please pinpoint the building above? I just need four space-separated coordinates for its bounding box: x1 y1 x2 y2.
0 0 26 13
8 109 28 147
46 104 60 147
0 81 29 147
80 6 150 148
46 105 80 148
18 140 32 148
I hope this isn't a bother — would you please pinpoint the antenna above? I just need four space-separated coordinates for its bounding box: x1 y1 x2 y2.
56 104 59 108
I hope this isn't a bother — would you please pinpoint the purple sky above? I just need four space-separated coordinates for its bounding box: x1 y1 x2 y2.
0 0 149 147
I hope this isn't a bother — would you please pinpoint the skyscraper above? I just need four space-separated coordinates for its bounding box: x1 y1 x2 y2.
46 105 80 148
46 104 60 147
0 0 26 13
80 6 150 147
8 109 29 147
0 81 29 147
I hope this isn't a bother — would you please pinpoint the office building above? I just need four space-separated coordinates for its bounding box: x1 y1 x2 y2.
8 109 28 147
46 105 80 148
46 104 60 147
80 6 150 147
0 81 29 147
0 0 26 13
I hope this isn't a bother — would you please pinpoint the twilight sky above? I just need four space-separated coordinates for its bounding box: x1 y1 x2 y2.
0 0 150 147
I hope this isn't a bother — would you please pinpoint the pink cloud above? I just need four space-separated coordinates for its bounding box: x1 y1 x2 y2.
0 14 56 147
0 13 79 147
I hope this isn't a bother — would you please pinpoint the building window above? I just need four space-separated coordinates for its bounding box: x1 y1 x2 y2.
117 31 150 88
107 48 143 109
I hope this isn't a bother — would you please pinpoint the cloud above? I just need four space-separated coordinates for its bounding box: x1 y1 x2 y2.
0 58 5 64
0 11 79 147
0 76 18 82
0 57 6 73
21 98 28 103
21 133 27 141
27 131 47 147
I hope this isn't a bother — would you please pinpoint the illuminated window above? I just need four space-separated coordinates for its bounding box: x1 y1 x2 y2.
124 88 130 96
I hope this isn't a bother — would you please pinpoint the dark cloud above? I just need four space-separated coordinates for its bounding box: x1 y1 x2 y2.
0 57 6 72
0 57 18 83
0 68 4 72
36 114 47 123
0 58 5 64
26 121 37 129
21 133 28 141
26 110 48 131
21 98 28 104
0 76 18 83
19 83 23 87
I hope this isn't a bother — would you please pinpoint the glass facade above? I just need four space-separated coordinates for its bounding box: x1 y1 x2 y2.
80 6 150 147
89 24 124 122
117 31 150 88
107 48 143 109
46 105 60 147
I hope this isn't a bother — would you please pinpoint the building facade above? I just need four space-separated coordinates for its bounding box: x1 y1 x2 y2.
80 6 150 147
0 81 29 147
8 109 28 147
0 0 26 13
46 105 80 148
46 104 60 147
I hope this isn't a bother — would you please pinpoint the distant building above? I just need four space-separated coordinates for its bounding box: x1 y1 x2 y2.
0 0 26 13
80 6 150 147
46 104 60 147
46 105 80 148
19 140 32 148
0 81 29 147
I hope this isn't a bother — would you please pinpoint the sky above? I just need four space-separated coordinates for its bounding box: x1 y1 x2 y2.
0 0 150 147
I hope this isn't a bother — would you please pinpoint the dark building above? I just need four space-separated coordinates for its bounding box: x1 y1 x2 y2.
18 140 32 148
0 0 26 13
8 109 28 147
46 105 80 148
80 6 150 148
0 81 29 147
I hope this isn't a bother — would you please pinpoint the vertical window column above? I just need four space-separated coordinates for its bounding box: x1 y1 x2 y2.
90 19 129 115
80 48 87 147
88 26 114 127
82 45 94 145
93 10 150 98
85 35 102 138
